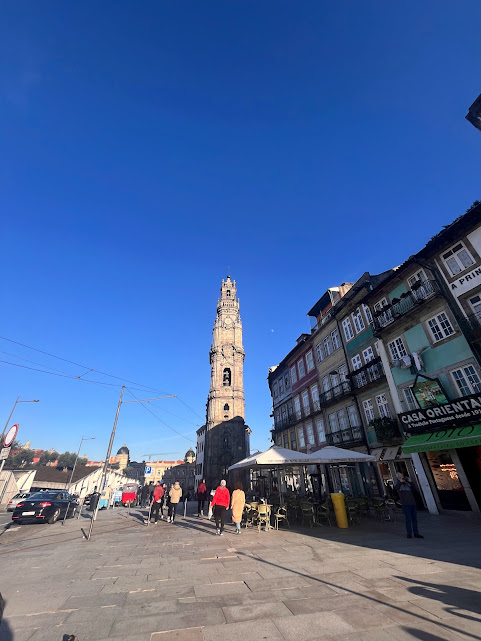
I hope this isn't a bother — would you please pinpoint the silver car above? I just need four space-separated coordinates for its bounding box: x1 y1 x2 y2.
7 492 32 512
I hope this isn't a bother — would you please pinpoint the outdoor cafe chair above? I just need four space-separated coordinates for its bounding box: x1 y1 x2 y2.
300 502 315 528
345 499 361 525
243 504 258 529
315 503 332 526
274 505 290 530
257 504 271 532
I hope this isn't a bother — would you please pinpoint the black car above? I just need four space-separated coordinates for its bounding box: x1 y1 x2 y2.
12 491 78 524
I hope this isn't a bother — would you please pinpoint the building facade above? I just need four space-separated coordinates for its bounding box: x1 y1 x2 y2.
197 276 250 490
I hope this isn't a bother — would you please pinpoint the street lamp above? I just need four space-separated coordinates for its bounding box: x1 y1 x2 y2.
67 436 96 488
87 387 175 539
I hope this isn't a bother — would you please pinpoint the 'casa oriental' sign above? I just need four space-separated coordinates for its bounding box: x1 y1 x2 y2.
399 392 481 432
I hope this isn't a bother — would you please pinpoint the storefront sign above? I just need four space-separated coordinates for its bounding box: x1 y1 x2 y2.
399 392 481 432
402 424 481 453
449 267 481 297
412 376 449 409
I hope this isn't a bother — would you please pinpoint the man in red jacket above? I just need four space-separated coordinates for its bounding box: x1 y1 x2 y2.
151 481 164 524
210 480 230 535
197 479 207 517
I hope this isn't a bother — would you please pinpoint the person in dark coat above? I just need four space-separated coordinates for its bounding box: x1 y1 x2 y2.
394 473 424 539
141 484 150 508
197 479 207 516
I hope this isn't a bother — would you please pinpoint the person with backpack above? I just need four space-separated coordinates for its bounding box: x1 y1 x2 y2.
210 480 230 536
150 481 164 524
197 479 207 517
167 481 182 523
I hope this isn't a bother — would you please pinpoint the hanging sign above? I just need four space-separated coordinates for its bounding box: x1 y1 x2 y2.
399 392 481 432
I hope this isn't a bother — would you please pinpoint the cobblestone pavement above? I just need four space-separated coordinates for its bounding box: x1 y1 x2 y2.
0 503 480 641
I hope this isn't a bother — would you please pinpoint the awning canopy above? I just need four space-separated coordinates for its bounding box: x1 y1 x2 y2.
371 446 403 462
307 446 375 464
228 445 312 471
402 424 481 454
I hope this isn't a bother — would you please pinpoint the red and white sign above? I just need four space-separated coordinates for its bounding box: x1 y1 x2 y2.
4 423 19 447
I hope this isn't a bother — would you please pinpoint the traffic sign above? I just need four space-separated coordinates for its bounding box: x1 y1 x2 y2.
145 465 152 474
4 424 19 448
0 447 11 460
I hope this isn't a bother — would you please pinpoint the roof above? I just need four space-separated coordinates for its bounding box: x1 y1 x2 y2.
30 464 100 484
117 444 129 455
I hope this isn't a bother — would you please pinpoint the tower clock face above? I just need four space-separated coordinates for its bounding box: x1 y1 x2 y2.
224 317 232 325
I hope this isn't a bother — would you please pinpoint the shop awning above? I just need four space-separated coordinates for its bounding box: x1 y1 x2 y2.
371 446 402 461
402 424 481 454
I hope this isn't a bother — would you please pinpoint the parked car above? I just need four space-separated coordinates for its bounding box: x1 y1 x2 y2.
7 492 32 512
12 491 78 524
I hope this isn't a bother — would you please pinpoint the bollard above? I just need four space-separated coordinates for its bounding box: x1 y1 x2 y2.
330 493 349 528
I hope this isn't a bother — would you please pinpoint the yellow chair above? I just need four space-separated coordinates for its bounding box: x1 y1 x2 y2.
257 504 271 532
274 505 290 530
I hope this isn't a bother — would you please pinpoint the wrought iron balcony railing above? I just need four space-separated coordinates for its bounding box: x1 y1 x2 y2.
326 426 364 446
319 380 352 406
350 358 385 389
371 280 441 333
458 311 481 343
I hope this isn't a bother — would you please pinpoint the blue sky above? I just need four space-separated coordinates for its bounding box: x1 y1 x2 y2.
1 1 480 462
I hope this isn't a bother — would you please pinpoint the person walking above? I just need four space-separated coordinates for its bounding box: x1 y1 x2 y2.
167 481 182 523
197 479 207 517
140 483 150 508
394 473 424 539
211 480 230 536
150 481 164 524
231 482 245 535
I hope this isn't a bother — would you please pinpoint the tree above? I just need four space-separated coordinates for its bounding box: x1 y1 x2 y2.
11 449 34 467
78 456 88 466
37 450 59 466
57 451 77 468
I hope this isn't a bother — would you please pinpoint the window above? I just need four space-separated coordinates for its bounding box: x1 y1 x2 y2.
306 350 315 372
276 435 282 446
338 364 348 382
363 346 375 363
331 328 341 350
403 387 417 411
374 341 380 357
469 294 481 320
283 433 289 448
427 312 455 342
328 413 339 432
388 337 408 361
323 336 332 357
290 366 297 384
316 417 325 442
408 270 427 287
337 409 348 430
284 373 290 389
294 396 301 419
226 289 231 297
315 342 324 363
224 403 229 411
342 317 354 341
352 308 365 333
451 365 481 396
352 354 367 387
297 359 306 378
297 427 306 448
311 383 320 410
363 304 373 324
278 376 284 395
302 390 310 414
374 297 393 325
272 381 278 398
290 430 297 451
347 405 360 427
363 399 375 423
376 394 391 418
442 242 475 276
306 422 315 445
352 354 362 370
223 368 231 386
322 376 330 393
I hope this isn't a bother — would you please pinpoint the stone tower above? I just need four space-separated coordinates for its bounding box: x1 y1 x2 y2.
200 276 250 490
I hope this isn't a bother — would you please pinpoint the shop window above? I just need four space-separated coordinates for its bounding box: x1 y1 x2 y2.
425 450 471 511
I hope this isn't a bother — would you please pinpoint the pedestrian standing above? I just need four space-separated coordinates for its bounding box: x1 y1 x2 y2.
167 481 182 522
231 482 245 535
141 483 150 508
150 481 165 524
197 479 207 517
148 481 155 504
160 483 168 517
394 473 424 539
211 480 230 536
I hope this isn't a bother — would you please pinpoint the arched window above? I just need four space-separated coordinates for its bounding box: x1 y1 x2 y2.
226 290 231 297
223 368 231 386
224 403 229 411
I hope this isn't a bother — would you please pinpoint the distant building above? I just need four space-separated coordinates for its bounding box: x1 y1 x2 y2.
466 93 481 133
143 459 184 484
162 449 196 496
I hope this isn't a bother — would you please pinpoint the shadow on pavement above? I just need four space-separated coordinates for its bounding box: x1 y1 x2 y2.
398 576 481 621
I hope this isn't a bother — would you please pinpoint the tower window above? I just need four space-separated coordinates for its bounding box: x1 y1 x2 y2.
223 368 231 386
226 290 231 297
224 403 229 411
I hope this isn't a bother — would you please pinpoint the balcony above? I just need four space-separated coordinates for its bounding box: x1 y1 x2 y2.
350 358 384 389
458 311 481 343
326 425 364 447
319 381 352 406
372 280 441 334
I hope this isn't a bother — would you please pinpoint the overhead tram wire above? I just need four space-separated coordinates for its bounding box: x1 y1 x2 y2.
125 388 196 443
0 359 125 389
0 335 172 396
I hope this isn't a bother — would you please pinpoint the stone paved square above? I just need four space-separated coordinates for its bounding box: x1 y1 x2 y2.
0 505 480 641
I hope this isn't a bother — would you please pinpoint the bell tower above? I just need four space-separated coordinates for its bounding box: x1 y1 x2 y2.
199 276 250 489
207 276 245 427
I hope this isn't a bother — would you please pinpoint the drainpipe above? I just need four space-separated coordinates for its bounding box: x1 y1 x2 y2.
376 338 439 515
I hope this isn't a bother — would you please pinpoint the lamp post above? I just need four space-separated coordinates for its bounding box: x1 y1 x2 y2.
86 387 175 540
62 436 95 525
0 397 39 503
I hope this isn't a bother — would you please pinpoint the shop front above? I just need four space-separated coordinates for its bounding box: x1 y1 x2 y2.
372 445 425 507
402 424 481 512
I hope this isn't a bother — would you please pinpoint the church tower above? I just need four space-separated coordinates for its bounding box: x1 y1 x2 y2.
198 276 250 490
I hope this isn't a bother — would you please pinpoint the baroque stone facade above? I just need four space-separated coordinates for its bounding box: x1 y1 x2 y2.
197 276 250 490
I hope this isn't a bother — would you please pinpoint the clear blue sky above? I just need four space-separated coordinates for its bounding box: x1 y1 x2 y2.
1 1 480 462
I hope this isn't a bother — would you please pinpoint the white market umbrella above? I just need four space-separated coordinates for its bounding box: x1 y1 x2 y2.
307 446 376 464
228 445 313 470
